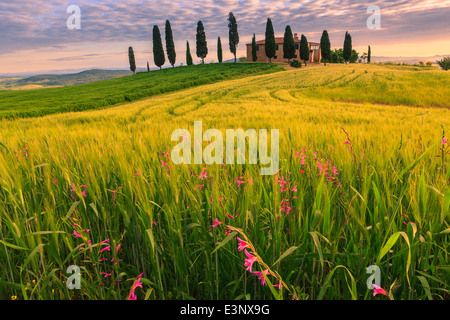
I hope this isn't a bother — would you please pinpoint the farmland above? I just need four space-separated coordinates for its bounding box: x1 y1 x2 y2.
0 63 449 300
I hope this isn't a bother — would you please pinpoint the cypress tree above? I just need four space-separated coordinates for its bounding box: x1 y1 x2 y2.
299 34 309 66
251 33 257 62
320 30 331 66
165 20 176 67
153 25 165 69
128 47 136 74
368 45 371 63
217 37 223 63
343 31 352 63
264 18 276 63
186 41 193 66
283 25 295 63
228 12 239 63
147 61 150 72
196 21 208 64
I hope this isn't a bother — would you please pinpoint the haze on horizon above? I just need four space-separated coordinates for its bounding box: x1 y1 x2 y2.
0 0 449 75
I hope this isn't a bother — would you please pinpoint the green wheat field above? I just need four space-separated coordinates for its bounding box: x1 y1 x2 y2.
0 63 449 300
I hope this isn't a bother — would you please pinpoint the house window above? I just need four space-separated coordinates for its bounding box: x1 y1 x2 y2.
294 55 297 58
276 44 279 50
256 45 259 51
295 44 299 49
273 55 278 59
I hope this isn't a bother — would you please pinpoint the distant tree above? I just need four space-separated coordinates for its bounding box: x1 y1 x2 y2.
186 41 193 66
147 61 150 72
165 20 176 67
153 25 165 69
196 21 208 64
264 18 276 63
251 33 257 62
228 12 239 63
330 48 344 63
368 45 371 63
299 34 309 66
283 25 295 63
436 57 450 70
320 30 331 66
343 31 352 63
350 49 359 63
217 37 223 63
128 47 136 74
360 52 368 63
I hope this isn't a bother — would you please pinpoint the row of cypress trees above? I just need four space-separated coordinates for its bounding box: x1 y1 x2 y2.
128 15 367 72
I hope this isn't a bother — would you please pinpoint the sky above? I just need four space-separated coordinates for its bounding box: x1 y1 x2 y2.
0 0 449 75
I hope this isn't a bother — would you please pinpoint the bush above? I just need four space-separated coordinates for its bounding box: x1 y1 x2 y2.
436 57 450 71
290 59 302 68
426 61 433 66
419 61 424 66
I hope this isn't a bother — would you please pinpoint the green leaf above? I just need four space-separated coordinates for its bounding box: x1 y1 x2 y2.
272 246 298 266
0 240 29 251
211 231 237 255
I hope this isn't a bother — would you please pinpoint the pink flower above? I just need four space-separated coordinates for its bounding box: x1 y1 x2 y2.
244 249 258 273
80 190 87 197
199 171 208 180
373 284 388 297
254 269 270 286
100 246 110 253
237 236 249 252
197 184 204 190
101 272 112 278
280 187 288 193
247 177 254 185
212 219 222 228
134 171 141 177
127 273 144 300
442 137 448 145
226 214 235 219
73 230 82 238
291 185 297 192
100 239 110 244
52 177 58 184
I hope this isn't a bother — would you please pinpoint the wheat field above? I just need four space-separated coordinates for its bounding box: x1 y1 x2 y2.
0 63 449 300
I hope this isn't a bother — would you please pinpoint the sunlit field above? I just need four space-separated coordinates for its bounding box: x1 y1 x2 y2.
0 63 449 300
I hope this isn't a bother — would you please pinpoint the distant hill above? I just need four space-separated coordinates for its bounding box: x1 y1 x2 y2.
0 69 133 90
372 55 449 65
15 69 132 88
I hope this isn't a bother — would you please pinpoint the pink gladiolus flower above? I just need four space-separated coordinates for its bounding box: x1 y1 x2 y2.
101 272 112 278
291 185 297 192
226 214 235 219
254 269 270 286
52 177 58 184
101 239 110 244
199 171 208 180
332 166 339 176
442 137 448 145
114 259 123 266
197 184 204 190
152 221 157 226
247 177 254 185
127 273 144 300
100 258 108 261
85 229 90 233
237 236 249 252
80 190 87 197
212 219 222 228
100 246 110 253
244 249 258 273
280 187 288 193
373 284 388 297
73 230 82 238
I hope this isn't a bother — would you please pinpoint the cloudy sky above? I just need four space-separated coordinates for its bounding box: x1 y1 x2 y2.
1 0 449 75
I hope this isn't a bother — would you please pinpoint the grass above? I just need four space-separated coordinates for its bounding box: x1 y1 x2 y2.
0 63 283 119
0 63 449 300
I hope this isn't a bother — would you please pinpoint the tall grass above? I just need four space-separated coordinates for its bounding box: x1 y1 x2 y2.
0 64 449 300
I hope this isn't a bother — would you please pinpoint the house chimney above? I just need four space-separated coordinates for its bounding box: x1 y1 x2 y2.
294 33 298 39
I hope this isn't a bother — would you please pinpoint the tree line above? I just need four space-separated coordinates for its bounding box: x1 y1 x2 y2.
128 14 372 73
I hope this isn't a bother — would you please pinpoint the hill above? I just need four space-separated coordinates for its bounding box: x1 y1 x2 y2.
0 63 283 119
0 69 133 89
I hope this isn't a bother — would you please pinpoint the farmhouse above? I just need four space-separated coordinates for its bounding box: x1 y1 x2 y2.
246 33 321 63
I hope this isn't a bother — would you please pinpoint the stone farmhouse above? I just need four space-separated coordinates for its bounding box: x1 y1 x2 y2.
246 33 321 63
